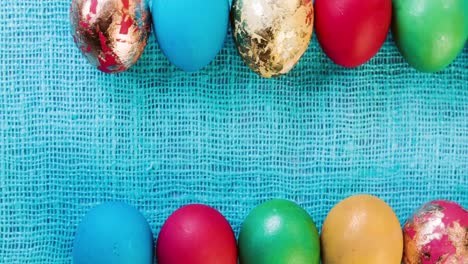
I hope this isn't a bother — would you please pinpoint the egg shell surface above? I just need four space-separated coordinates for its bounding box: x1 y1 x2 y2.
314 0 392 68
73 201 154 264
403 200 468 264
231 0 314 78
70 0 151 73
321 194 403 264
392 0 468 72
151 0 229 72
156 204 237 264
238 199 320 264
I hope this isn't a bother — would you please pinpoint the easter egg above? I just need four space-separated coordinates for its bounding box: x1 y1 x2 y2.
392 0 468 72
152 0 229 72
403 200 468 264
156 204 237 264
238 199 320 264
73 202 154 264
321 194 403 264
231 0 314 78
314 0 392 68
70 0 151 73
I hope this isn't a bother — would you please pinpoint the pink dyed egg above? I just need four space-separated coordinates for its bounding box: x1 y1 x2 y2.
403 200 467 264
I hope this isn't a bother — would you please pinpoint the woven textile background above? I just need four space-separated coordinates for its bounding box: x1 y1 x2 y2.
0 1 467 263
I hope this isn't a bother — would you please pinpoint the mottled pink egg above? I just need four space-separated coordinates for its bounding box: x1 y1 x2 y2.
403 200 467 264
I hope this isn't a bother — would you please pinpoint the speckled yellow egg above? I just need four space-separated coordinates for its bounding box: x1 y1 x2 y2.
231 0 314 78
321 194 403 264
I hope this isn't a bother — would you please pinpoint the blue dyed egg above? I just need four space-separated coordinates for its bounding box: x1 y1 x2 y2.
73 202 154 264
151 0 229 72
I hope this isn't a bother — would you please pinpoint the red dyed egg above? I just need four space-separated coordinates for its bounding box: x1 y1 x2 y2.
403 200 468 264
156 204 237 264
314 0 392 67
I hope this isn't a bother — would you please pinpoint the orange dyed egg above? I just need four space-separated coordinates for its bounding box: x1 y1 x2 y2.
321 194 403 264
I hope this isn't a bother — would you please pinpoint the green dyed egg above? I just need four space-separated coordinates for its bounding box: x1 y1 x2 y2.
239 199 320 264
392 0 468 72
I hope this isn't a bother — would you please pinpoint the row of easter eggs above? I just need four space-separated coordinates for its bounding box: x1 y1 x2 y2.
70 0 468 76
73 195 468 264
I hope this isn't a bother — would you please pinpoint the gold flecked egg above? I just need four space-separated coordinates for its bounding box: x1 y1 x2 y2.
70 0 151 73
231 0 314 78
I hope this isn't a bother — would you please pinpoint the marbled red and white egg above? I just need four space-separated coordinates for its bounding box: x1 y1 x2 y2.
70 0 151 73
403 200 467 264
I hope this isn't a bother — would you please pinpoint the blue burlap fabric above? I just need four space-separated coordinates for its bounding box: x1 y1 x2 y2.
0 1 466 262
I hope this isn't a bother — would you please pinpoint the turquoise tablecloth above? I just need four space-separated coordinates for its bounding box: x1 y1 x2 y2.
0 1 467 262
